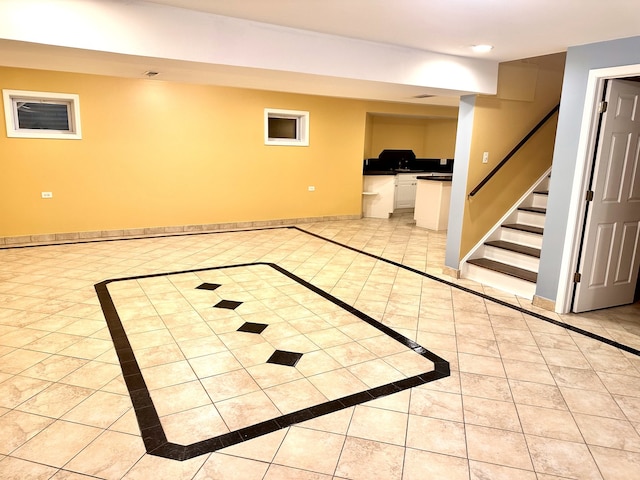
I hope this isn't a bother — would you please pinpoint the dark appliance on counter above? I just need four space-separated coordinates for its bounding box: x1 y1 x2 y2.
363 149 454 175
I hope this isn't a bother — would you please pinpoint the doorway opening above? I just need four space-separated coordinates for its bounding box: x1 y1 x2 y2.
571 78 640 312
556 67 640 313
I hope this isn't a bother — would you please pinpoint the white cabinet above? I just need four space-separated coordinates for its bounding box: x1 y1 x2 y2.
414 178 452 231
363 173 422 218
394 174 419 209
362 175 396 218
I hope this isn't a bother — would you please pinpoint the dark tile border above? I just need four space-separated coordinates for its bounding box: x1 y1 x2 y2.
95 262 450 461
292 227 640 358
5 223 637 357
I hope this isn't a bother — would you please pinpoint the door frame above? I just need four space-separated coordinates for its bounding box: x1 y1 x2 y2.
556 63 640 313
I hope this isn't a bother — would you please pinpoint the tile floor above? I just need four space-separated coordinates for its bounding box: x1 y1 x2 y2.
0 215 639 479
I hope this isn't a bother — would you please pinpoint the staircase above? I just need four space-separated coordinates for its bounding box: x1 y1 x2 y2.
462 172 550 299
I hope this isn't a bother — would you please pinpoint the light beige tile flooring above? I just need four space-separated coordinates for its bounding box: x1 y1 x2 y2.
1 215 639 479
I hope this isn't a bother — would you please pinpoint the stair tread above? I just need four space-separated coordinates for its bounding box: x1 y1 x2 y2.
502 223 544 235
519 206 546 214
468 258 538 283
485 240 541 258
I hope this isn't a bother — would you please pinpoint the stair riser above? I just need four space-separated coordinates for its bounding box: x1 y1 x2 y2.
516 210 546 228
483 246 540 272
531 193 548 209
463 263 536 299
538 177 551 191
460 171 551 298
499 228 543 249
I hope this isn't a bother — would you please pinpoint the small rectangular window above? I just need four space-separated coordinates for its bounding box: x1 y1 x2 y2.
268 117 297 140
3 89 82 139
264 108 309 146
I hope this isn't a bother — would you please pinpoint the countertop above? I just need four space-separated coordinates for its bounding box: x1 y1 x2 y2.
417 175 453 181
364 169 450 176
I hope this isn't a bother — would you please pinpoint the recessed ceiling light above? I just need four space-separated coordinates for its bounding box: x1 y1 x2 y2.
471 44 493 53
144 71 160 77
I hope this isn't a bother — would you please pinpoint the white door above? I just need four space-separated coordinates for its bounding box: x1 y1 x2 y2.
574 79 640 312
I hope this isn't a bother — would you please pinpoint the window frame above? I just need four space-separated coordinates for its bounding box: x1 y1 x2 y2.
3 89 82 139
264 108 309 146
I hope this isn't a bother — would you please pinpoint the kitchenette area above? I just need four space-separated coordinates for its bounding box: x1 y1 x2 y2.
362 149 453 231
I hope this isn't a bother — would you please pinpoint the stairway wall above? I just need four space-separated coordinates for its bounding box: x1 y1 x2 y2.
536 36 640 310
462 172 551 299
455 53 565 261
462 120 557 256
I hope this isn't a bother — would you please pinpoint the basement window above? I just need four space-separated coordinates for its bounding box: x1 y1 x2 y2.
264 108 309 146
3 89 82 139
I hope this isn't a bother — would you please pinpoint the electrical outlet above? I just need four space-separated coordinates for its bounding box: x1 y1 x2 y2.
41 192 53 199
308 186 315 192
482 152 489 164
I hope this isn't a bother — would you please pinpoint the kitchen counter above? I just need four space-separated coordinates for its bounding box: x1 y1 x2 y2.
416 175 453 181
363 169 448 176
414 177 452 231
362 170 395 175
362 172 452 218
362 175 396 218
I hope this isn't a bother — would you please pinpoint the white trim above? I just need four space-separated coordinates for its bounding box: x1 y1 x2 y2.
3 89 82 139
555 63 640 313
264 108 309 146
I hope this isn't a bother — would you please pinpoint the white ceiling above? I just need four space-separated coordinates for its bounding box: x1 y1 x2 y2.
1 0 638 106
146 0 640 62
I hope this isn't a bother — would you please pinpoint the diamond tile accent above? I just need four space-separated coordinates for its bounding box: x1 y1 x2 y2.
267 350 303 367
238 322 268 334
196 283 222 291
214 300 242 310
95 260 449 461
4 213 638 478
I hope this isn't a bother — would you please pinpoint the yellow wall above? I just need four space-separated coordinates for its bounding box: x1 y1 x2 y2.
367 116 457 159
459 53 565 257
0 66 457 237
424 118 458 158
